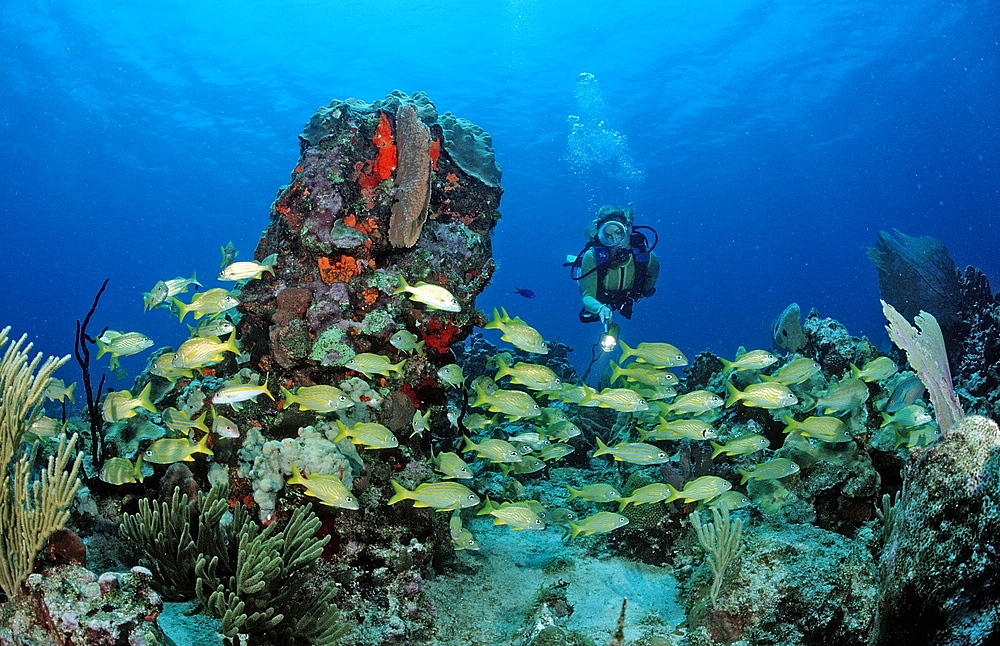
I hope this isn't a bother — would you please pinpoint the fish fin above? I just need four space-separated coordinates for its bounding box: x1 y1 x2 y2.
719 357 734 373
593 436 610 457
387 480 410 505
724 381 741 407
136 382 157 414
332 420 350 443
709 441 723 459
617 339 634 362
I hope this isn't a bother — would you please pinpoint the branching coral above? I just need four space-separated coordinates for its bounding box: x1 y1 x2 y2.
691 506 744 607
0 327 83 600
121 482 348 645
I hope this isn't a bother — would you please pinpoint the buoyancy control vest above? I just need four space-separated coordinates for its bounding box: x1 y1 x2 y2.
568 226 657 321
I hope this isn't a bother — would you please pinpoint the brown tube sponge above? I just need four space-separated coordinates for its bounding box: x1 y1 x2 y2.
388 104 432 248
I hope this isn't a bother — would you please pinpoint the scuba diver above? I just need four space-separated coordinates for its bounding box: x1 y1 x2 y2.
567 205 660 355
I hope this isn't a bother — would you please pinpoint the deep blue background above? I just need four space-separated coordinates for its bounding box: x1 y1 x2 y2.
2 0 997 398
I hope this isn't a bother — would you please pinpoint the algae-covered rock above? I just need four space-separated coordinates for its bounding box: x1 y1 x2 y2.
684 521 878 646
873 415 1000 646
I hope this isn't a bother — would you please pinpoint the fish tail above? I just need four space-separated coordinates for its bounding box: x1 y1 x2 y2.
223 334 241 358
332 420 350 443
261 253 279 274
849 363 862 380
476 496 496 516
780 414 797 434
260 373 274 400
566 486 579 500
95 339 108 359
192 411 210 434
460 435 476 454
279 384 295 409
593 436 610 457
136 382 157 414
800 392 817 411
387 480 411 505
719 357 734 374
189 270 201 288
484 308 502 330
617 339 634 362
66 382 77 404
663 484 682 504
567 521 584 540
879 412 892 427
738 469 751 486
393 275 410 295
494 355 512 380
724 381 742 407
390 360 406 375
709 441 724 459
617 498 631 512
472 384 491 409
609 360 625 384
195 431 214 457
285 464 306 486
172 297 191 322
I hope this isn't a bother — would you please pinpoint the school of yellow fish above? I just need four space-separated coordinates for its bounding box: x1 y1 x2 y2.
33 247 937 551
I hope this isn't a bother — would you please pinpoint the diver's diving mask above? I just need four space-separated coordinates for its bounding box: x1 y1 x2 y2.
597 219 629 248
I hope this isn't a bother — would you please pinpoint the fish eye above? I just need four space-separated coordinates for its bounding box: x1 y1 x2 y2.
657 452 666 458
467 494 477 500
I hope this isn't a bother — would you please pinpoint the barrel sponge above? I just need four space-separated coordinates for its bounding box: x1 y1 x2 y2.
873 415 1000 645
439 111 502 187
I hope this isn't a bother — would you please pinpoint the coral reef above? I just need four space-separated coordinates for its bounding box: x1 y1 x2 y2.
873 415 1000 645
682 521 878 646
121 483 348 644
0 564 168 645
0 327 83 601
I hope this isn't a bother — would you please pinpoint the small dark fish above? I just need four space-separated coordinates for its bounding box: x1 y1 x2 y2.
515 288 535 298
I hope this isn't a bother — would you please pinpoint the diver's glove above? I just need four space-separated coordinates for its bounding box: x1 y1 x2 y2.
598 306 613 324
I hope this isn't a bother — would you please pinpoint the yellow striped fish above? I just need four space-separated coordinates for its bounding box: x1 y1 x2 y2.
567 511 629 538
738 458 800 485
173 335 240 370
286 465 357 510
162 407 210 433
618 340 687 367
663 475 732 503
333 419 398 449
592 437 670 465
279 384 352 412
144 433 213 464
388 480 479 510
172 288 239 322
218 253 277 282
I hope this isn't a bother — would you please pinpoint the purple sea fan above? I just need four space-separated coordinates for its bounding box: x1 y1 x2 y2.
882 300 964 432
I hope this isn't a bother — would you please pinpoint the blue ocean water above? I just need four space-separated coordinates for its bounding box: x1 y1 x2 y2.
1 0 997 387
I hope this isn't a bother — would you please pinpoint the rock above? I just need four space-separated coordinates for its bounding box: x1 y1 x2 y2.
873 415 1000 646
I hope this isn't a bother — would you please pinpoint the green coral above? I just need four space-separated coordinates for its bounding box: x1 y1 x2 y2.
309 326 355 365
121 483 348 645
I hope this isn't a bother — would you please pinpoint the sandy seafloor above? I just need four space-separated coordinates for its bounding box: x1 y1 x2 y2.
156 513 685 645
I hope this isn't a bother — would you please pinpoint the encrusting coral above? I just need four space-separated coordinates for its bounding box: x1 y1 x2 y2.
0 326 83 601
120 482 348 645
